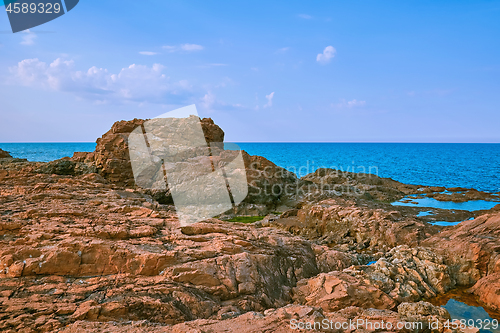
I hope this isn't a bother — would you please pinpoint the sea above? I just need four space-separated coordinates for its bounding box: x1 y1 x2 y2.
1 142 499 193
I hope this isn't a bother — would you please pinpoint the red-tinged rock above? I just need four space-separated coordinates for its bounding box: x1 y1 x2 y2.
67 117 305 214
469 273 500 312
423 211 500 286
70 300 101 321
5 261 24 278
57 303 455 333
292 271 397 312
0 120 496 332
313 245 361 273
72 117 225 187
274 199 437 251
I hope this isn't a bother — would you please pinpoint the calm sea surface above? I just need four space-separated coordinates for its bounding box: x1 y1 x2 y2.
1 142 499 192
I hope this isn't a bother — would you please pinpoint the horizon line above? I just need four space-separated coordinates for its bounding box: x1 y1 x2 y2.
1 141 500 144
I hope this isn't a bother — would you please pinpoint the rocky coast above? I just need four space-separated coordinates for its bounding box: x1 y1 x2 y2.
0 118 499 332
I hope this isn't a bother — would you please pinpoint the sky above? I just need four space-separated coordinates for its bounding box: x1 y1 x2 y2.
0 0 499 143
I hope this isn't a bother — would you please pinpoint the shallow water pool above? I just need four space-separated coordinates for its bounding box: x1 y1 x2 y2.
429 221 462 226
442 299 499 333
417 210 434 217
428 288 500 333
428 218 474 226
392 197 500 211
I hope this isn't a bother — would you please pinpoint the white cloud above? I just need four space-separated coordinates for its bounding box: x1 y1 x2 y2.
298 14 312 19
162 45 177 52
264 92 275 108
346 99 365 107
181 43 204 51
8 58 193 104
139 51 158 56
20 30 36 45
201 92 216 109
163 44 204 52
333 99 366 108
276 47 290 53
316 46 336 64
198 63 228 69
199 91 246 112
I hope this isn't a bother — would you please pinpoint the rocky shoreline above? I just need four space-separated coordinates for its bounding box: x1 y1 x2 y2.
1 118 499 332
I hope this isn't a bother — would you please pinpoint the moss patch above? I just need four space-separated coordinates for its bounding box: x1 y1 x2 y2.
226 216 266 223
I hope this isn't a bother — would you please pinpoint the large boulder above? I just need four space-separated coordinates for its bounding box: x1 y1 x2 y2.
72 117 225 186
71 117 307 214
0 148 12 159
422 211 500 286
469 273 500 312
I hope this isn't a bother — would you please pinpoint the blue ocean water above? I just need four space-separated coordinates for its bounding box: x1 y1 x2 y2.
1 142 499 193
236 143 500 193
0 143 96 163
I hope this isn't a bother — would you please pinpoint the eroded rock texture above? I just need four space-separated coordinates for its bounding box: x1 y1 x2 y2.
271 199 438 251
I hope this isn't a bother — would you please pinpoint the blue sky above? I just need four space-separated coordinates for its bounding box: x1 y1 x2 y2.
0 0 499 142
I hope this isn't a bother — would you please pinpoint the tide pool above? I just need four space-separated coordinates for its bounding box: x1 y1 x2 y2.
392 197 500 211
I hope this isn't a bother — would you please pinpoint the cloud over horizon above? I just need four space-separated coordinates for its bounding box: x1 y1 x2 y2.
8 58 194 104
